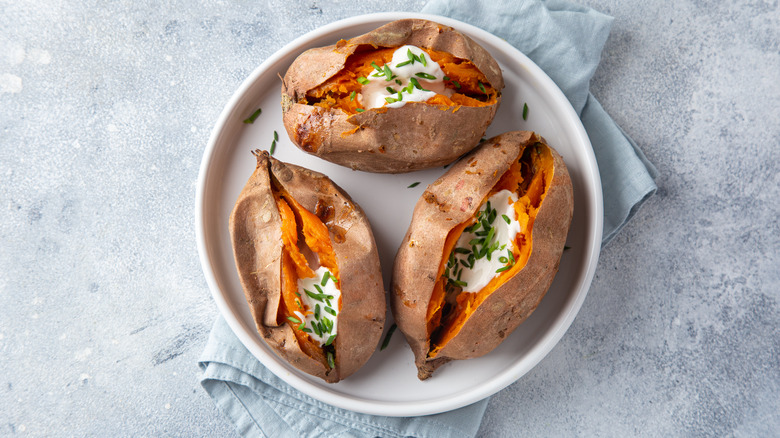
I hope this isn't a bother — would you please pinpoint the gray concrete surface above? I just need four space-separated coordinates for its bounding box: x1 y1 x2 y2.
1 0 778 436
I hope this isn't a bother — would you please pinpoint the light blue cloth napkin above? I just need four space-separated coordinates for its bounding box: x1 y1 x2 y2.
199 1 658 437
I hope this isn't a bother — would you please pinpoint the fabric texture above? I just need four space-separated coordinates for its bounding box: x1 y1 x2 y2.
199 1 658 436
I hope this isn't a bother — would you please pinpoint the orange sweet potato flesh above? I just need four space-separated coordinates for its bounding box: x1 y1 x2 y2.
428 145 553 357
305 47 499 114
276 193 341 368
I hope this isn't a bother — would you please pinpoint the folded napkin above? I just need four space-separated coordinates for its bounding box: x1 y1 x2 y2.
199 1 658 437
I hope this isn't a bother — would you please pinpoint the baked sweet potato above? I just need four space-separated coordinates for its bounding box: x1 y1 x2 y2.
391 131 573 379
281 18 504 173
229 150 386 383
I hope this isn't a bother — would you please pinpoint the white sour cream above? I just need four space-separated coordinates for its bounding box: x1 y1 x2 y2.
359 45 454 109
295 266 340 346
448 190 521 293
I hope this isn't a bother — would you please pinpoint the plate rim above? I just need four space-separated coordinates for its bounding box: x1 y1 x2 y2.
195 11 603 417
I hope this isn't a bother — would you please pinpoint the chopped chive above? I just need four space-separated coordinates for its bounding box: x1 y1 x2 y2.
496 266 511 273
325 334 336 346
298 323 305 330
420 54 427 66
454 247 470 254
312 321 322 337
405 83 414 94
314 284 323 294
499 256 508 264
460 259 470 267
349 90 356 101
415 72 437 80
305 289 323 302
508 250 515 263
407 181 420 188
355 108 365 112
314 304 321 320
269 140 276 155
385 96 398 104
443 76 450 81
397 91 403 101
243 107 262 124
395 79 403 85
407 48 415 61
327 351 335 369
302 328 312 333
380 323 397 350
357 76 369 85
321 271 330 286
294 291 301 297
454 279 467 287
502 214 511 224
273 130 279 141
452 80 461 89
371 62 381 71
523 103 529 120
386 86 396 94
478 82 487 94
395 60 412 67
286 316 301 324
324 306 337 316
383 65 394 81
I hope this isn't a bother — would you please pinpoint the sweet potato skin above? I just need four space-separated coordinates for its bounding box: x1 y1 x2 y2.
229 151 386 382
391 131 574 379
281 19 504 173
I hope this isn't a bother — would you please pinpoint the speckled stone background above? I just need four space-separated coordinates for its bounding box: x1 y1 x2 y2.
1 0 778 436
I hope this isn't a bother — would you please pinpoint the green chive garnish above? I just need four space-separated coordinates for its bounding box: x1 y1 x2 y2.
302 328 312 333
327 351 335 368
383 65 394 81
273 130 279 141
321 271 331 286
415 72 437 80
407 182 420 188
396 60 412 67
380 323 397 350
452 80 461 89
350 91 356 101
270 140 276 155
357 76 369 85
386 86 396 94
325 334 336 346
314 284 324 294
286 316 301 324
314 304 320 320
355 108 365 112
243 108 262 124
478 82 487 94
523 103 529 120
407 49 415 61
496 266 511 273
443 76 450 81
502 214 511 224
324 306 337 316
420 54 427 66
395 79 403 85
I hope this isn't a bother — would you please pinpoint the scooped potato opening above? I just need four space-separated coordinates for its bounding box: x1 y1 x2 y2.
427 143 555 357
303 44 500 115
275 182 342 371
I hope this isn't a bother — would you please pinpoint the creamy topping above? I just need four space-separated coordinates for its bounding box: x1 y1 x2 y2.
445 190 521 293
295 266 340 346
359 45 453 109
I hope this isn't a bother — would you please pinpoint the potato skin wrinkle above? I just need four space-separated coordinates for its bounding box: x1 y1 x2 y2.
391 131 574 380
229 150 386 383
281 19 504 173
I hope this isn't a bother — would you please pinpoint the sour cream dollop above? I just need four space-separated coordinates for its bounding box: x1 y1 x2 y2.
359 45 454 109
295 266 341 346
446 190 521 293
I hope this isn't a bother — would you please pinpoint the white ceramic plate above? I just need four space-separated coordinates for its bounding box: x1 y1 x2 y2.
196 12 603 417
